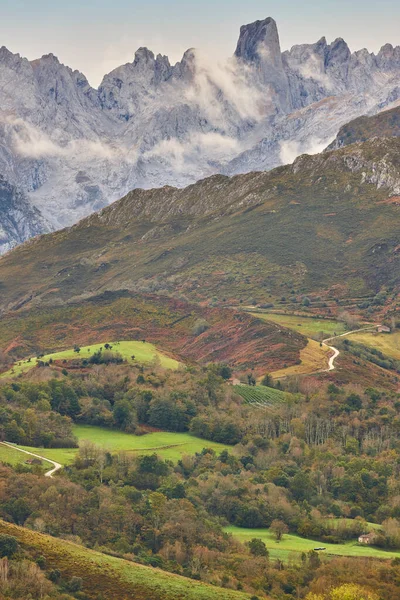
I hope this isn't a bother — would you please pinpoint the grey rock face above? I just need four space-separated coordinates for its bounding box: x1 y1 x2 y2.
2 17 400 251
0 176 48 254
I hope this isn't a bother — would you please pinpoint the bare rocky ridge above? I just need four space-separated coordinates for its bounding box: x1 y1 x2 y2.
0 176 48 254
2 17 400 250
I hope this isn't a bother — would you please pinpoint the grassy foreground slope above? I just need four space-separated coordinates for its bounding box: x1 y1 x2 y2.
0 520 250 600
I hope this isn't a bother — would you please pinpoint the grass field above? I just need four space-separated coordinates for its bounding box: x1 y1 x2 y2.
234 385 287 406
250 312 346 338
272 339 331 378
17 425 231 465
1 340 180 379
347 331 400 360
0 443 45 467
226 525 400 562
0 520 249 600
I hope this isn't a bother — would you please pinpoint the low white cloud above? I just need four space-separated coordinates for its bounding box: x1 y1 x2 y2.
185 50 266 126
279 136 330 165
144 131 240 172
279 140 300 164
294 54 334 90
4 116 138 163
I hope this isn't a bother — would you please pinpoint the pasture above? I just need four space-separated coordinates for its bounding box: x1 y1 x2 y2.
250 312 346 338
272 339 331 378
226 525 400 562
0 443 44 467
18 425 231 465
1 340 180 379
347 331 400 361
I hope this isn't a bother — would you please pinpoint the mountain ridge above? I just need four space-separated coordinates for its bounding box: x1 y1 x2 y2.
0 136 399 319
2 17 400 251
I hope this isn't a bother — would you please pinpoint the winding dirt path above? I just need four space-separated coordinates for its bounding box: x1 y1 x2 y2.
0 441 62 478
322 325 380 372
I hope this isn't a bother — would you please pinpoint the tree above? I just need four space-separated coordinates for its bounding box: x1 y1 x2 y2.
339 311 360 331
0 535 18 558
261 373 273 387
216 364 232 380
66 576 83 593
247 373 256 386
248 538 269 557
270 519 289 541
113 399 134 430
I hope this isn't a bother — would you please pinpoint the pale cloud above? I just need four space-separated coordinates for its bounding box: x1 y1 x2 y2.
5 116 137 163
144 132 240 172
185 49 266 125
279 136 331 165
279 139 300 164
295 54 334 90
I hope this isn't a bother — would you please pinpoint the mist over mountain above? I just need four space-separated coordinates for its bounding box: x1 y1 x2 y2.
2 17 400 250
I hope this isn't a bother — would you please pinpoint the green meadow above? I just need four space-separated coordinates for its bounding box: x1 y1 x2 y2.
1 340 180 378
226 525 400 562
0 443 44 466
12 425 231 465
250 311 346 338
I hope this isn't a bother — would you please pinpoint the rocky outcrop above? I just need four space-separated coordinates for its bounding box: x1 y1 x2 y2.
0 176 48 254
327 105 400 150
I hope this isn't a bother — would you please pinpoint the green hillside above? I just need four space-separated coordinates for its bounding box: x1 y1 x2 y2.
0 520 250 600
0 292 306 376
0 137 399 317
1 339 180 378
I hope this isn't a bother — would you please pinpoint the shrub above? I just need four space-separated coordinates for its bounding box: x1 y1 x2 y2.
192 319 210 336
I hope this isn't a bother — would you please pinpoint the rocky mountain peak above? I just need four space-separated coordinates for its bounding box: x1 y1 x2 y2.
326 38 351 63
2 16 400 253
234 17 282 68
0 46 15 61
133 47 155 66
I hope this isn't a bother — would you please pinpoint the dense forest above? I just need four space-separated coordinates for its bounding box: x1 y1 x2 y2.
0 355 399 598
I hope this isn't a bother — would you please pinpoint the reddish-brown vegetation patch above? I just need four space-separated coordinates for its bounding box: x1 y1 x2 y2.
0 292 306 376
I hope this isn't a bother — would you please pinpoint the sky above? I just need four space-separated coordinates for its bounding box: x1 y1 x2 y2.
1 0 400 87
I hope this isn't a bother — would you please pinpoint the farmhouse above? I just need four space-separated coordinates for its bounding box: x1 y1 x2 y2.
358 533 375 545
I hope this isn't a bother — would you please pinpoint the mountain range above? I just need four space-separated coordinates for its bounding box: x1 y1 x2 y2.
1 133 399 315
2 17 400 251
